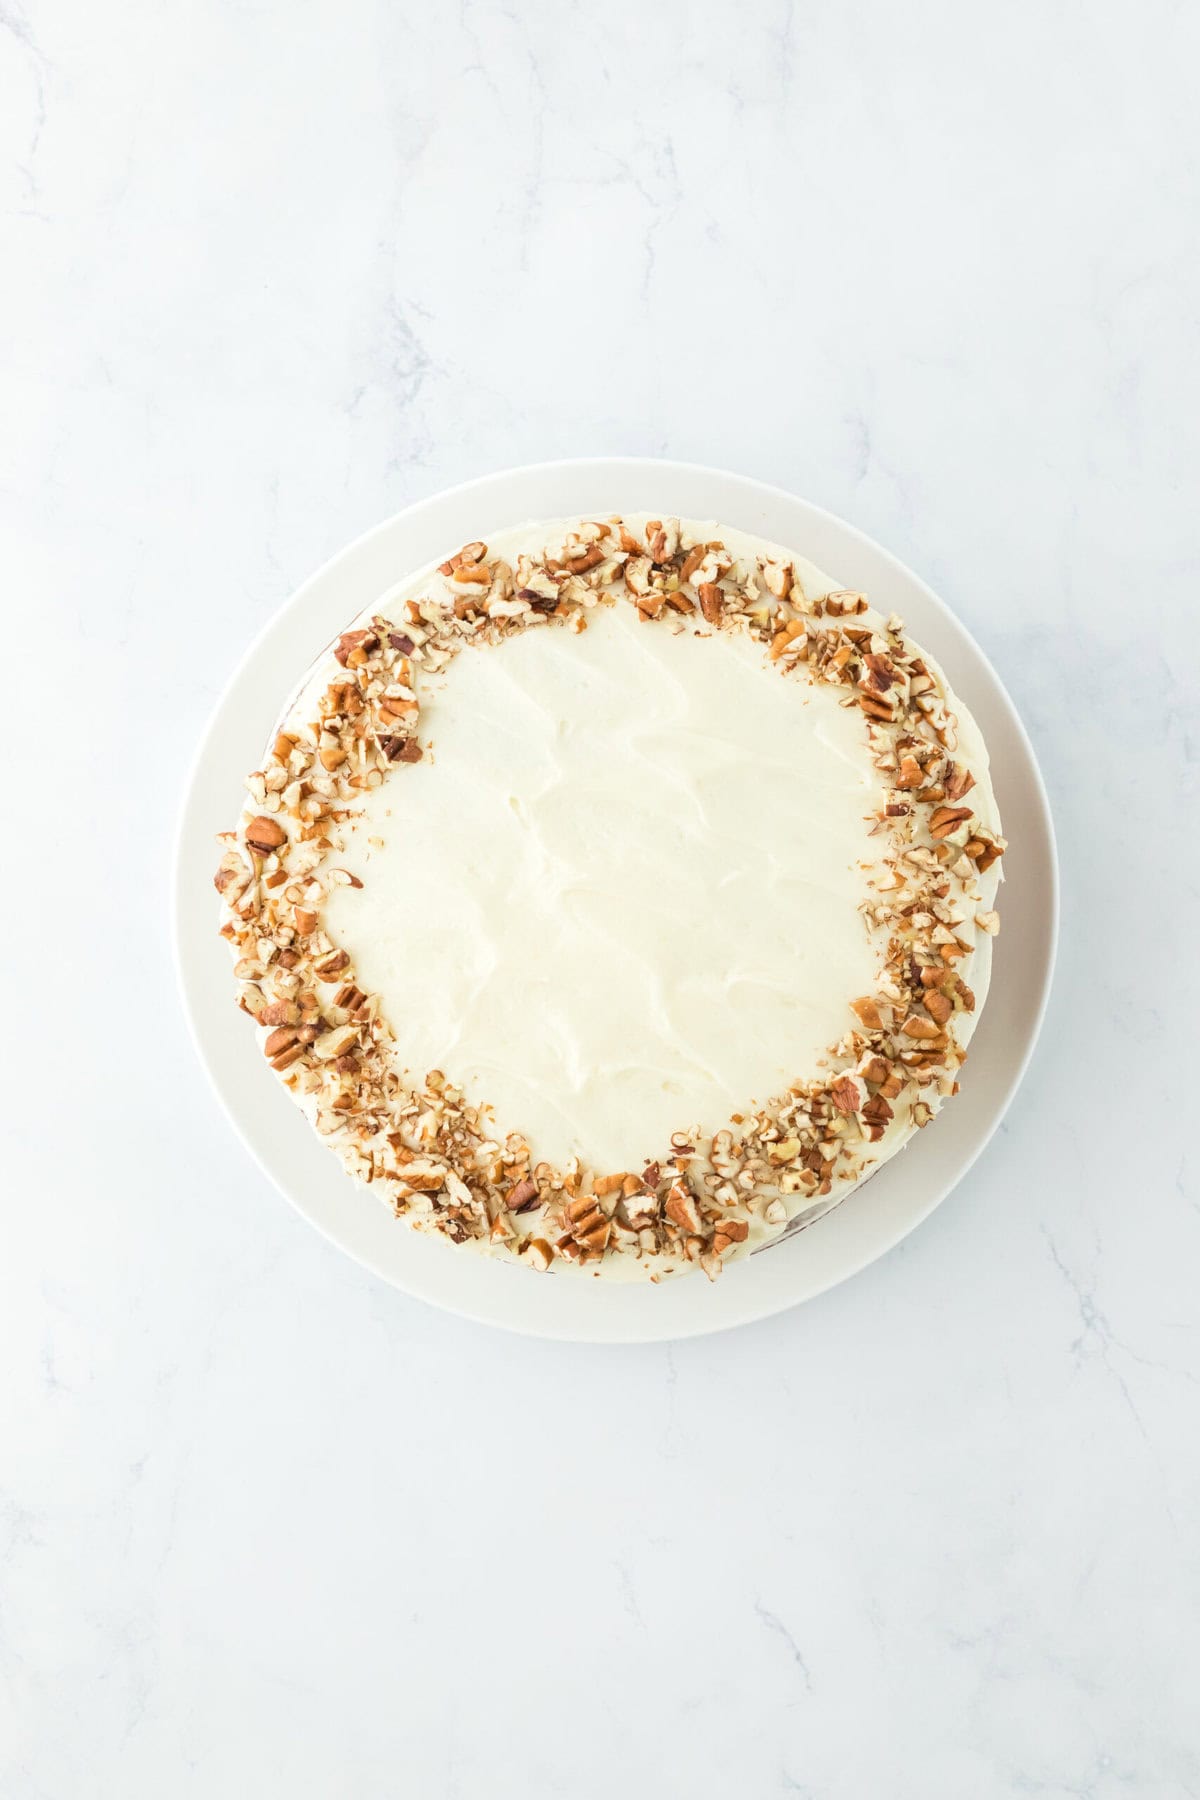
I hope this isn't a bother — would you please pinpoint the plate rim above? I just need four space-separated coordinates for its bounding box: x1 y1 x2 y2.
174 456 1059 1342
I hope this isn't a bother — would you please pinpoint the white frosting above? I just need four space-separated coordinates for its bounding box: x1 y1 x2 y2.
322 600 882 1171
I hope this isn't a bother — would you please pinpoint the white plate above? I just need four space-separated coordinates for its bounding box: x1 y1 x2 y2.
175 459 1057 1342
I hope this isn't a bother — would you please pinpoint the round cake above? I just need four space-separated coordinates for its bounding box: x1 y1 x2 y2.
215 514 1005 1283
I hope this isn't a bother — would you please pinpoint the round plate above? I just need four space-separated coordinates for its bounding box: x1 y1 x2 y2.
175 459 1057 1342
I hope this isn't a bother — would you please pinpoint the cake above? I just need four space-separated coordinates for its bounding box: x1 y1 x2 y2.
215 514 1005 1282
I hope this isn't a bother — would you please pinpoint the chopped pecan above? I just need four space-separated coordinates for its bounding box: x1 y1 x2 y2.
761 559 794 600
623 555 653 598
861 1093 894 1140
437 541 487 576
508 1177 540 1213
901 1014 944 1040
557 1193 611 1257
451 560 492 585
830 1074 864 1115
770 619 806 660
245 815 287 855
861 653 897 692
645 519 680 564
929 805 973 839
379 735 422 763
697 582 723 625
332 984 370 1018
664 1181 702 1234
263 1026 305 1071
894 755 924 790
333 629 380 668
711 1216 751 1254
850 995 885 1031
260 1001 300 1027
378 694 417 720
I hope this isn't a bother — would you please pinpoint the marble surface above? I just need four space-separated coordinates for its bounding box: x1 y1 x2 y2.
3 0 1198 1793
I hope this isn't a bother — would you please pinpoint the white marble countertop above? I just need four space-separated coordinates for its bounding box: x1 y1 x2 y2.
4 1 1198 1793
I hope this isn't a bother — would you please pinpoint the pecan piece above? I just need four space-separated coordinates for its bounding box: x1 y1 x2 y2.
451 560 492 586
244 815 287 855
849 995 885 1031
894 755 924 790
260 1001 299 1027
623 555 653 598
507 1177 540 1213
901 1014 944 1040
861 1093 894 1140
770 618 807 661
697 582 723 625
711 1217 751 1255
928 805 974 839
379 736 422 764
437 541 487 576
263 1026 305 1071
861 652 897 692
664 1181 702 1235
830 1074 864 1115
761 559 794 600
333 629 380 668
332 983 369 1018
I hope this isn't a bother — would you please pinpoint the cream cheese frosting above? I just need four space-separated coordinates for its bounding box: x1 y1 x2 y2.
216 513 1004 1283
321 600 883 1172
